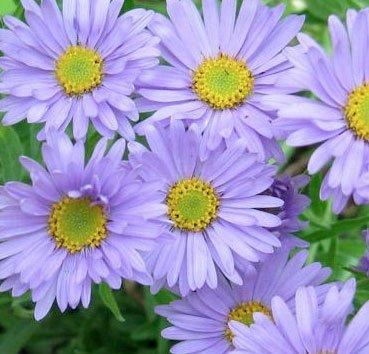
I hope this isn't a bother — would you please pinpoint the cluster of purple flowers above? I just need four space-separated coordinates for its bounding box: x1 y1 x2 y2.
1 0 369 353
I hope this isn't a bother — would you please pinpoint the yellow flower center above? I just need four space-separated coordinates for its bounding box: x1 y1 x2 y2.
192 54 254 110
225 301 272 343
166 178 219 232
55 46 103 96
344 83 369 140
48 197 107 253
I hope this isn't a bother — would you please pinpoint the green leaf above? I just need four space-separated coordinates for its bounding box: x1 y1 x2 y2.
135 0 167 14
303 216 369 243
348 0 369 8
305 0 348 20
303 173 335 230
143 287 157 322
130 322 157 341
309 173 325 216
0 125 24 182
98 283 125 322
143 288 177 323
157 317 170 354
0 0 16 16
0 321 39 354
123 0 135 11
321 236 338 274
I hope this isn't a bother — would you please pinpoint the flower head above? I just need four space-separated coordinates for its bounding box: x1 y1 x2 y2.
0 0 160 140
270 9 369 213
0 131 162 320
156 245 331 354
230 279 369 354
269 175 310 246
130 121 285 295
136 0 304 161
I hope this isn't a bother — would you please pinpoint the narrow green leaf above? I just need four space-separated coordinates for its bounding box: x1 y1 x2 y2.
348 0 369 8
309 173 325 216
98 283 125 322
303 216 369 243
343 267 366 278
324 237 338 271
157 318 170 354
0 125 24 182
143 287 156 322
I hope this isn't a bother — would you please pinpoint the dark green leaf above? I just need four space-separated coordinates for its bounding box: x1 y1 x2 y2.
0 321 39 354
130 322 157 341
309 173 325 216
157 318 170 354
0 125 24 182
305 0 348 20
123 0 135 11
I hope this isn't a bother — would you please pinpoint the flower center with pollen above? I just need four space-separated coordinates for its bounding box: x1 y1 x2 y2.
192 54 254 110
55 46 103 96
344 84 369 140
48 197 107 253
224 301 272 342
166 178 219 232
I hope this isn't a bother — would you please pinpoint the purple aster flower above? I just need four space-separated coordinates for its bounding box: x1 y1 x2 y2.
135 0 304 162
268 175 310 246
0 0 160 140
269 9 369 213
129 120 284 295
230 279 369 354
156 245 331 354
357 230 369 275
0 131 163 320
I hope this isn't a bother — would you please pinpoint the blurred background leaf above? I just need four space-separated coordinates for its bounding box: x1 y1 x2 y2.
305 0 348 20
0 0 368 353
0 125 25 182
0 0 16 16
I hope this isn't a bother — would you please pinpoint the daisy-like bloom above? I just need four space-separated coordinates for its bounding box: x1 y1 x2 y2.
0 0 160 140
267 175 310 246
270 9 369 213
230 279 369 354
156 245 331 354
135 0 304 161
0 131 163 320
129 120 284 295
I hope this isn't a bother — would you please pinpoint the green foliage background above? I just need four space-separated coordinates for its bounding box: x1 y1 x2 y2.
1 0 369 353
